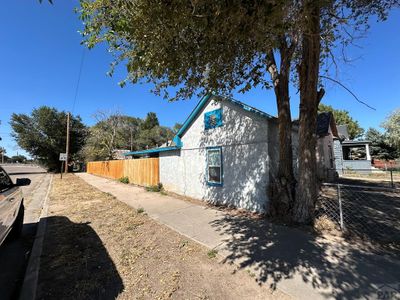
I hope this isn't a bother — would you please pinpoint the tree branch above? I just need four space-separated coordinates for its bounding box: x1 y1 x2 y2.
320 75 376 111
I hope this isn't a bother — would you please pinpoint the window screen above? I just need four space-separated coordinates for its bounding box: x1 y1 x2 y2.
206 147 222 185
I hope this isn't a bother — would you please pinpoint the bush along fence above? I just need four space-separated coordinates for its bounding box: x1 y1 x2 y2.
86 158 159 187
317 183 400 244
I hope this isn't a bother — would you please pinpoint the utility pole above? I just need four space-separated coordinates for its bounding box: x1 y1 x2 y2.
130 128 133 151
65 112 70 173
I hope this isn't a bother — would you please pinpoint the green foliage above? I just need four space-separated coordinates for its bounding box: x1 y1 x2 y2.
207 249 218 259
136 207 145 214
318 103 364 139
381 108 400 151
82 111 174 162
140 112 159 131
365 128 399 159
172 123 183 134
118 176 129 184
10 107 87 171
78 1 395 101
145 183 164 193
10 155 27 163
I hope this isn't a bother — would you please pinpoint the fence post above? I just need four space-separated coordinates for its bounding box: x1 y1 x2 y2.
390 170 394 189
337 184 344 231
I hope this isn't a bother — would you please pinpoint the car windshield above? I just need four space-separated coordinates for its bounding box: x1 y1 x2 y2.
0 168 12 191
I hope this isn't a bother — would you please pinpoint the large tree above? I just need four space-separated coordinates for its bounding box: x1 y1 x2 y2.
365 128 399 160
79 0 398 224
82 111 173 161
10 106 87 171
382 108 400 151
318 104 364 139
83 111 142 161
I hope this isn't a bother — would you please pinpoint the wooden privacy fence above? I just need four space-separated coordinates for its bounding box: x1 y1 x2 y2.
86 158 159 187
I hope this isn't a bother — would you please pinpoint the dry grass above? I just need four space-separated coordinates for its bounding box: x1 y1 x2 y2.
37 174 288 300
314 215 341 235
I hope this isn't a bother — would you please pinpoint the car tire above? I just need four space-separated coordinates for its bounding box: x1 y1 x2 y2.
9 202 24 240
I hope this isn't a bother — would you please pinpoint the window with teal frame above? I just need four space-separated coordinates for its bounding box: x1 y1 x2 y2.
206 147 223 186
204 109 222 130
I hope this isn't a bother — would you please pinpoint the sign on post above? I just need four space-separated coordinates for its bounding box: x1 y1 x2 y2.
59 153 67 161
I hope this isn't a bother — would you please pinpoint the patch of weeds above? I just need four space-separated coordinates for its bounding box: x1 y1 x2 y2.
314 215 338 233
179 240 189 249
207 249 218 259
146 183 164 192
247 269 256 278
105 192 115 199
118 176 129 184
137 207 145 214
160 190 168 196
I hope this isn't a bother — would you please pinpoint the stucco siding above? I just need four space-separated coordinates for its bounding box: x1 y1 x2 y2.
159 97 271 212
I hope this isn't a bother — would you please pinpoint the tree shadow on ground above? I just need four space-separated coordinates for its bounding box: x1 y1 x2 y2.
37 216 123 300
210 214 400 299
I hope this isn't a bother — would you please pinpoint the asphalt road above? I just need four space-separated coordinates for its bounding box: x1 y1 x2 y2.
0 164 50 300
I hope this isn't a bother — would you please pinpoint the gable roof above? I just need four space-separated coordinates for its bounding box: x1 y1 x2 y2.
124 93 275 156
316 112 339 138
337 125 350 140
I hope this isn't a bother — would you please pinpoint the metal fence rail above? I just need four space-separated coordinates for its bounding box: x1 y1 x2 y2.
334 168 400 189
317 183 400 243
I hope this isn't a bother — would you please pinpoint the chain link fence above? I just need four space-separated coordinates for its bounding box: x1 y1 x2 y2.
337 168 400 189
317 183 400 243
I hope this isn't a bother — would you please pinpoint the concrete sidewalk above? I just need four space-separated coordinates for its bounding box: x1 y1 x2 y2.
77 173 400 300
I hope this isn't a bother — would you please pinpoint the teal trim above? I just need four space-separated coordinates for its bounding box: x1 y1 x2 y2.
172 135 183 147
204 108 223 130
206 146 223 186
226 97 275 120
124 146 180 156
130 92 275 156
175 93 213 138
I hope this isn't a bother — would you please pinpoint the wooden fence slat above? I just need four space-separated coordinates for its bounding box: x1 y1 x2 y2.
87 158 159 187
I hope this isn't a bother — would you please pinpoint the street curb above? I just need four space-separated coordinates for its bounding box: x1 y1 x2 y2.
19 174 53 300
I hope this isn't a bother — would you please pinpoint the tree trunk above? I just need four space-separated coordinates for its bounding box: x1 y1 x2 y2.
292 2 323 224
267 48 296 221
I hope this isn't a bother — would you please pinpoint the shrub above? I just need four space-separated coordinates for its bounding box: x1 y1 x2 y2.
207 249 218 259
146 182 164 192
118 176 129 184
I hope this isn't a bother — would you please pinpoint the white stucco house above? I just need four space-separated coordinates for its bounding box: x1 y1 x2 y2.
124 94 335 213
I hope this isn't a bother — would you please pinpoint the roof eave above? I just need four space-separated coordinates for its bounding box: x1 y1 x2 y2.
123 146 181 156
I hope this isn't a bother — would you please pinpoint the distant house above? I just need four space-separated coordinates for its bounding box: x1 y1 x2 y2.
333 125 372 173
125 94 335 213
316 112 339 180
112 149 131 160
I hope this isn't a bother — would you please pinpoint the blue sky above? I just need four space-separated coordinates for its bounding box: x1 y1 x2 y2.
0 1 399 157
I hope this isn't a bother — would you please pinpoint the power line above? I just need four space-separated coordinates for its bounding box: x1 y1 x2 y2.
71 47 86 114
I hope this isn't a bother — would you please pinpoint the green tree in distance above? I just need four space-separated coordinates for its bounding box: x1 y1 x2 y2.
365 128 399 160
140 112 159 131
83 111 174 161
382 108 400 151
10 107 87 171
318 103 364 139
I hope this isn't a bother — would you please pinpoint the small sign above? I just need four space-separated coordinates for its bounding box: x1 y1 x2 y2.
59 153 67 161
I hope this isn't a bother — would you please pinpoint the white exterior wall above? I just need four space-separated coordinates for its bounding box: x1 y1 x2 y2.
159 97 271 212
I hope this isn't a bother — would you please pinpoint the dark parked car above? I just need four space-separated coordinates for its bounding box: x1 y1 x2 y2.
0 166 30 246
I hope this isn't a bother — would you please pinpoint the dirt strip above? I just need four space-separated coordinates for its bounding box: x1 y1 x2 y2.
36 174 289 300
